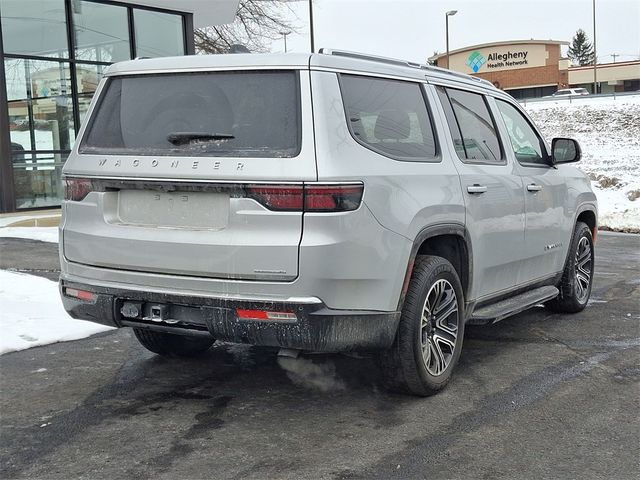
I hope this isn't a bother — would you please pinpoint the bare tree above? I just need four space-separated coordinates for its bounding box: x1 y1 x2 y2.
194 0 299 54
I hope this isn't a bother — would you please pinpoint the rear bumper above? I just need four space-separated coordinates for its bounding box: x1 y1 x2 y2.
60 280 400 352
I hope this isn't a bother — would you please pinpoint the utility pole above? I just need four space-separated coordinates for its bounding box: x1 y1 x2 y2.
592 0 597 94
611 53 618 63
309 0 315 53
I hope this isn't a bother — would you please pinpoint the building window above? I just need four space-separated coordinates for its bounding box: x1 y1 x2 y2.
73 1 131 63
134 9 185 58
1 0 192 212
1 0 69 58
6 59 75 152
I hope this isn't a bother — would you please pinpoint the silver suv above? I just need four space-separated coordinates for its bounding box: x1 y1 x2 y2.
59 50 597 396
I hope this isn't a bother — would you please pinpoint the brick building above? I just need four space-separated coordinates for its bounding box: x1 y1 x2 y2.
429 39 640 99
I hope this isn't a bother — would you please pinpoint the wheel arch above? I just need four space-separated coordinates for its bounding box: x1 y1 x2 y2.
575 206 597 241
398 223 473 311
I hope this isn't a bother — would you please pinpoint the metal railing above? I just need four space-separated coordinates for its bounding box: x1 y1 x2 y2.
518 91 639 106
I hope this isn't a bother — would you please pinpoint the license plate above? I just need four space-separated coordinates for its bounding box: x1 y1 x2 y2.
117 190 229 229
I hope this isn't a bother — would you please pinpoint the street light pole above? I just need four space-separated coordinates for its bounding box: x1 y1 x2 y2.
280 31 291 52
445 10 458 69
592 0 597 93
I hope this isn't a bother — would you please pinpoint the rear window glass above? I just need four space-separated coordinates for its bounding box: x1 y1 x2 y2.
339 74 437 161
80 70 300 157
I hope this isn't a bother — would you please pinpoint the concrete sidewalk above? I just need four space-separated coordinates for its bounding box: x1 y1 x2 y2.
0 209 60 228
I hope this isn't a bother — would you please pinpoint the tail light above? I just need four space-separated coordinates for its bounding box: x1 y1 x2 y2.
246 183 363 212
63 177 96 201
245 185 304 211
304 184 363 212
62 178 364 212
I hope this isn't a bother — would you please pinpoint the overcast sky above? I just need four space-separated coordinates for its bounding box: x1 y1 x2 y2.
268 0 640 64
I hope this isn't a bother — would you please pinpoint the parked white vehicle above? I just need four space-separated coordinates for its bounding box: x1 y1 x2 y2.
552 88 590 97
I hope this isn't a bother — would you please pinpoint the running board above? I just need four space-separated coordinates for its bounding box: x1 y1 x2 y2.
467 286 559 325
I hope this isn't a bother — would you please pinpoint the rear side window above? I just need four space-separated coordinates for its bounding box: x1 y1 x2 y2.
80 70 300 157
436 86 503 164
340 74 437 161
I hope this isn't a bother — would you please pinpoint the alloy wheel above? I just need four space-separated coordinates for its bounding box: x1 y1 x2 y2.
420 279 459 376
575 236 592 303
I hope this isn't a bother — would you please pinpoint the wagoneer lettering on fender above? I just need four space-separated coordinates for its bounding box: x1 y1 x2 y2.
60 49 597 396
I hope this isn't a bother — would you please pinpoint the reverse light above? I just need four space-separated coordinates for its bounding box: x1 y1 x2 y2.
236 309 298 322
64 287 96 302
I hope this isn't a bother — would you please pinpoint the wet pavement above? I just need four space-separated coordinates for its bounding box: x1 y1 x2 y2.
0 232 638 479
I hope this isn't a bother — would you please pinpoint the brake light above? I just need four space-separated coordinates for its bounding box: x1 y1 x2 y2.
304 184 363 212
236 309 298 322
245 183 363 212
63 177 94 201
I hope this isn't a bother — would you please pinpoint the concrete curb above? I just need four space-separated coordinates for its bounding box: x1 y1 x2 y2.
0 209 61 228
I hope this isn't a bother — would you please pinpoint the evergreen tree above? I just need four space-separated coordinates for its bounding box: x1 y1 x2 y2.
568 29 596 66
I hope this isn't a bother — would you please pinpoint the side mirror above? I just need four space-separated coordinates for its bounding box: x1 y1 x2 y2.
551 137 581 164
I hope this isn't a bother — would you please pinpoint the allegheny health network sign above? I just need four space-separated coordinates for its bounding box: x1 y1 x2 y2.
450 43 549 74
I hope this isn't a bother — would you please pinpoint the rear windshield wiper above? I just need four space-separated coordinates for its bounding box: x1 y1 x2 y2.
166 132 235 146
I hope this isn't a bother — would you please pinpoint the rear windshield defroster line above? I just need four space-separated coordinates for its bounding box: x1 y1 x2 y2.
80 70 302 158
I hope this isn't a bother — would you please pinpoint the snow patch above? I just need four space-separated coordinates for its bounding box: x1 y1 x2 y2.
0 270 114 355
524 94 640 232
0 227 59 243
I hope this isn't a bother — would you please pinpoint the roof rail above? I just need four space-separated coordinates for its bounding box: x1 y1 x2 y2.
318 48 423 69
318 48 495 88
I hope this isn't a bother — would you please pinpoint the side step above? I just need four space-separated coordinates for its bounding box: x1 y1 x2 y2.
467 286 559 325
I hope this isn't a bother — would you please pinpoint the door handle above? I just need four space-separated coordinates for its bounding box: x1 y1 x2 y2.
527 183 543 192
467 184 488 194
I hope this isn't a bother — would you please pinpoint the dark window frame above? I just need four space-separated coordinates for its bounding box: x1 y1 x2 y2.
337 73 441 163
436 85 506 166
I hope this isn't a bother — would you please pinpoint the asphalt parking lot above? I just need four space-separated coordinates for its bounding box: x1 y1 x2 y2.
1 232 639 480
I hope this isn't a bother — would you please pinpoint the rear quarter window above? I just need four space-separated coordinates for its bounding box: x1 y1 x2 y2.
339 74 438 162
80 70 301 157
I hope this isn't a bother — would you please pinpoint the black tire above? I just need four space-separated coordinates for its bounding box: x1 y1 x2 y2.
133 328 214 357
546 221 594 313
377 255 465 396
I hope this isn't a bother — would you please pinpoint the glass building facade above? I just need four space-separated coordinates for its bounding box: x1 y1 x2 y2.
0 0 195 212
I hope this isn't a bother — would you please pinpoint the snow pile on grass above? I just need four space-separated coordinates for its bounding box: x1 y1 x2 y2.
0 227 59 243
0 270 114 355
524 95 640 232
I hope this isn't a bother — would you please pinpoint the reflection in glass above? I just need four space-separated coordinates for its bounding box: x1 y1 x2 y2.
1 0 68 58
134 9 185 58
8 100 31 150
12 152 68 209
78 95 98 126
76 64 106 95
4 59 28 101
5 59 76 151
73 1 131 63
